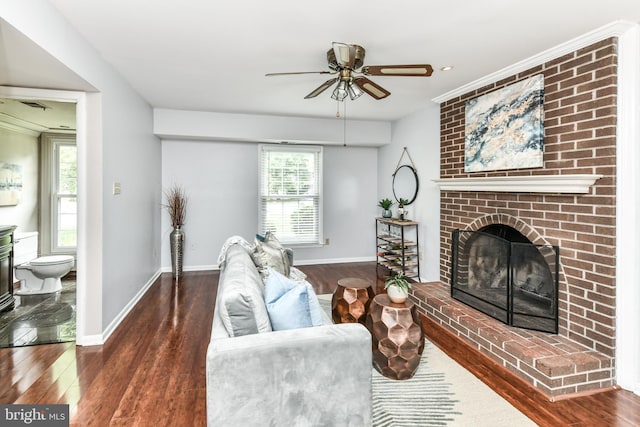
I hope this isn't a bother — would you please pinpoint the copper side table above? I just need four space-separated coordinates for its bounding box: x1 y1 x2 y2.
366 293 424 380
331 278 376 325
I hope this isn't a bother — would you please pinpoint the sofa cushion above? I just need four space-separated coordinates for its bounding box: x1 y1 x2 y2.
218 244 272 337
264 269 324 330
252 232 291 279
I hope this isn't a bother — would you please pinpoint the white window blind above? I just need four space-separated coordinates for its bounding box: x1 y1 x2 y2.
259 145 322 245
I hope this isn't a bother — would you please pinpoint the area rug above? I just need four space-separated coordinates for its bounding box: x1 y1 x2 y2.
317 294 536 426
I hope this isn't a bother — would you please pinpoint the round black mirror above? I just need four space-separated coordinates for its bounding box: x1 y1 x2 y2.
392 165 419 205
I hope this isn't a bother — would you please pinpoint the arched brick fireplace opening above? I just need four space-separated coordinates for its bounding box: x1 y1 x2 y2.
451 217 560 333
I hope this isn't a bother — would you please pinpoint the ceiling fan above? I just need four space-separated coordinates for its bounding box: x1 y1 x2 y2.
266 42 433 101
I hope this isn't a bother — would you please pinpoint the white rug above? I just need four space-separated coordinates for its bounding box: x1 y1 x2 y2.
318 294 536 427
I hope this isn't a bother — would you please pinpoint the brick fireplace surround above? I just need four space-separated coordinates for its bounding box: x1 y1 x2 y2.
410 37 618 400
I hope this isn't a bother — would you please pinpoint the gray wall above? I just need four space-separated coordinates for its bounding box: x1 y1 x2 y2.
378 103 441 282
161 140 378 268
2 1 162 341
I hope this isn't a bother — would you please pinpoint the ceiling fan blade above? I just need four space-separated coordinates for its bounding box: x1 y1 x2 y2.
361 64 434 77
332 42 356 68
304 77 339 99
353 77 390 100
265 71 333 76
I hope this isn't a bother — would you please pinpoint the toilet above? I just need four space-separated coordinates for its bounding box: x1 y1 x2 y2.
14 255 75 295
13 231 75 296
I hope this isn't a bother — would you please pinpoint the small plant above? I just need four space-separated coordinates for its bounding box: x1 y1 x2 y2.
164 185 188 228
378 198 394 210
398 198 409 207
384 271 412 293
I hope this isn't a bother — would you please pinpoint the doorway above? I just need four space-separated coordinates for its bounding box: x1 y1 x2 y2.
0 85 99 347
0 97 78 347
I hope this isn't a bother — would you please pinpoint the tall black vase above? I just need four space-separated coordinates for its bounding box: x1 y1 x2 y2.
170 226 184 279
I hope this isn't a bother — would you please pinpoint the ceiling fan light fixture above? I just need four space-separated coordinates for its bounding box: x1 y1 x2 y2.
331 80 349 101
347 81 363 100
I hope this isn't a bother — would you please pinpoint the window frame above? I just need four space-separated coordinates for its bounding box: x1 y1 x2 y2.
258 144 323 247
39 133 77 256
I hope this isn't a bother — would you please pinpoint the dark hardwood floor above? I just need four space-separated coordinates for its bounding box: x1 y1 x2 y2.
0 263 638 426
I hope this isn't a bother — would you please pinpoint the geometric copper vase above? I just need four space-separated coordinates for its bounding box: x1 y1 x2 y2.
331 278 376 325
366 293 424 380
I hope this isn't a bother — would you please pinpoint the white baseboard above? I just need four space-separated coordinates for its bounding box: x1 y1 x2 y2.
95 269 162 345
161 258 375 270
293 256 376 266
160 264 219 273
76 334 103 346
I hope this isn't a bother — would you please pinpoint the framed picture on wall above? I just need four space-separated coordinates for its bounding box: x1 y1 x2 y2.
464 74 545 172
0 162 22 206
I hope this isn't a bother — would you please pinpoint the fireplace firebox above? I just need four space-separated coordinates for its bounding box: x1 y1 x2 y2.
451 225 559 333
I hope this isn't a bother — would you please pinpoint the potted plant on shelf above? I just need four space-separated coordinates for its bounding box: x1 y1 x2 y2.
378 198 394 218
385 271 412 303
164 185 188 279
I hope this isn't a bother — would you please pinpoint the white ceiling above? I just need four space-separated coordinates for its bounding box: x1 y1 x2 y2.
2 1 640 128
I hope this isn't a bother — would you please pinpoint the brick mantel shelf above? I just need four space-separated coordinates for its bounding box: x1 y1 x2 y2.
433 174 603 194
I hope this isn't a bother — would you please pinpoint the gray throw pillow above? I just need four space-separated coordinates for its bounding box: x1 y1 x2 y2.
252 232 291 278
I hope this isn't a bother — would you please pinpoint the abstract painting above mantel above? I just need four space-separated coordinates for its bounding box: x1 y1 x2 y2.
464 74 544 172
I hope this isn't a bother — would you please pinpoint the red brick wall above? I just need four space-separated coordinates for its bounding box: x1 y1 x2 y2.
439 38 617 357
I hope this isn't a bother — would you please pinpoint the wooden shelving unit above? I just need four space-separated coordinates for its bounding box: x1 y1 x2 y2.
376 218 420 279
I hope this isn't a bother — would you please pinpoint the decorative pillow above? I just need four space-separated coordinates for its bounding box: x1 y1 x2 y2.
252 232 291 279
217 245 272 337
289 266 308 283
265 269 324 330
305 282 325 327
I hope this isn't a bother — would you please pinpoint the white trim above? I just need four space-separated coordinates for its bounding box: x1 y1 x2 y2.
161 264 219 273
163 257 377 270
258 144 324 246
433 20 637 104
0 119 41 136
615 24 640 395
0 85 99 347
99 269 162 345
40 134 77 257
432 174 602 194
293 256 376 266
76 334 103 347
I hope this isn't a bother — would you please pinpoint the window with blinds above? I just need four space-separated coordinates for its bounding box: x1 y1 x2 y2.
259 144 323 246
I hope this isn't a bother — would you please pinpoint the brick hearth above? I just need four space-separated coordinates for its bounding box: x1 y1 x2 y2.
409 282 614 400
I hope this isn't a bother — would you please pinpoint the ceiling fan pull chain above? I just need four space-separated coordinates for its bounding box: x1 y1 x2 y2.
343 100 347 147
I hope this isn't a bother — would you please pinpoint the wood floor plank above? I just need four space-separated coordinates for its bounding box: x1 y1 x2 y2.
13 344 77 404
0 264 637 426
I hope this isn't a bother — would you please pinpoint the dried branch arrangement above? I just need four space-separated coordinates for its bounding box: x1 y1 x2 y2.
164 185 188 228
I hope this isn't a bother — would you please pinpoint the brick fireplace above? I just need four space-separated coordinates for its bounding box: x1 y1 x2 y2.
411 37 618 399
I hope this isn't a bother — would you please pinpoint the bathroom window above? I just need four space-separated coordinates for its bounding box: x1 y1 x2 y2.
40 134 77 255
258 144 323 246
55 143 77 249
